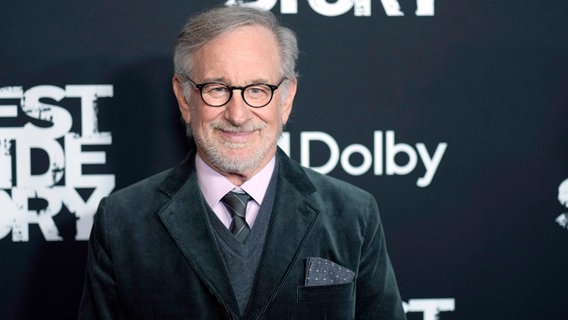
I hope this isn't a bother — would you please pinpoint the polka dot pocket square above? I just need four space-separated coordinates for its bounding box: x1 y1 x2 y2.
304 257 355 287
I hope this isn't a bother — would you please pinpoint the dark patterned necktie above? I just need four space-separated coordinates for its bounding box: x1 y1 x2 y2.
221 191 252 242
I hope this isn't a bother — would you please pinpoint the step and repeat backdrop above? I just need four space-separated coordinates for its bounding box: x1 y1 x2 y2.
1 1 567 319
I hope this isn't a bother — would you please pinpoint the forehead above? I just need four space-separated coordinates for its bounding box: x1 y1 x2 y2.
192 25 281 82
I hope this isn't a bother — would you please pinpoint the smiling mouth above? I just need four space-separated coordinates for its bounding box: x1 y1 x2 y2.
212 121 266 143
219 128 257 144
221 129 253 135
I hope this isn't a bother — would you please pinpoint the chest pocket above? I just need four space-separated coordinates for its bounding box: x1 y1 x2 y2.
297 282 355 319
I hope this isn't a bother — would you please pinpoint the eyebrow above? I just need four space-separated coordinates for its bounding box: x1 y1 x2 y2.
199 77 273 85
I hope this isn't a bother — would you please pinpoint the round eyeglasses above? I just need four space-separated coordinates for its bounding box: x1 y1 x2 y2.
187 78 285 108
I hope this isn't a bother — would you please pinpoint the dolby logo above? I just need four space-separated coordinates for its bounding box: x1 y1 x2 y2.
278 130 447 188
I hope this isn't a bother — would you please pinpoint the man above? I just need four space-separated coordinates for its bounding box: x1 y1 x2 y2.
79 6 406 319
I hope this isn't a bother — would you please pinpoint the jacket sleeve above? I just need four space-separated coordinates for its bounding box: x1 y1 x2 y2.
355 196 406 320
78 198 123 320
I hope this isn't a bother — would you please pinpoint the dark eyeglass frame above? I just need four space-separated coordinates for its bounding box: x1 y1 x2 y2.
187 77 285 108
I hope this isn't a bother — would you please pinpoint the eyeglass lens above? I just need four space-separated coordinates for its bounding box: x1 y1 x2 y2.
200 83 275 107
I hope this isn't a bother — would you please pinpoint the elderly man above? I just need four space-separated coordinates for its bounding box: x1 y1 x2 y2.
79 6 406 320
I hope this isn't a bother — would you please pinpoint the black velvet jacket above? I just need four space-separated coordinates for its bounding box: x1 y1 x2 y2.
79 145 406 320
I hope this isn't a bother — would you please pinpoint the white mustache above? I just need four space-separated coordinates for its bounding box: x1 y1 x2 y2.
212 121 266 133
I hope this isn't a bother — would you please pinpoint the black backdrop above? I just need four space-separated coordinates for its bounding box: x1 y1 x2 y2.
1 1 567 319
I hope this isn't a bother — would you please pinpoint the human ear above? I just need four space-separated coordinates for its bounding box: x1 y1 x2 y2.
280 78 297 124
172 75 191 124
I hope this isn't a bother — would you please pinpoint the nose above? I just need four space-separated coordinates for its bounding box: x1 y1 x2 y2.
223 90 252 125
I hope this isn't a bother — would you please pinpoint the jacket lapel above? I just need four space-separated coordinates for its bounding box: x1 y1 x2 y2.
244 150 320 319
156 156 240 318
154 148 320 319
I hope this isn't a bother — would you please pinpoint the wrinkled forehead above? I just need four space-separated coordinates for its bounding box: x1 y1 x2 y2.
192 25 281 81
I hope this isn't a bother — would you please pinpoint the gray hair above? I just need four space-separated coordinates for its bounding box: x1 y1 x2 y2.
173 6 299 89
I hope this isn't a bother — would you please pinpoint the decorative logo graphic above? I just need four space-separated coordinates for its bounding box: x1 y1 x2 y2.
225 0 435 16
403 298 455 320
279 131 447 187
556 178 568 229
0 85 115 242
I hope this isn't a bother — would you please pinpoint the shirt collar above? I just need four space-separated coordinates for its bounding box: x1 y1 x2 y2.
195 154 276 209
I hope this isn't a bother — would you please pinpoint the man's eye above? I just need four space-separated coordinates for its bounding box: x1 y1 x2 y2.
204 85 229 95
246 86 269 96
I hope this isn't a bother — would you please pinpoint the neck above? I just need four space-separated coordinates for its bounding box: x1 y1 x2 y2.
197 150 276 186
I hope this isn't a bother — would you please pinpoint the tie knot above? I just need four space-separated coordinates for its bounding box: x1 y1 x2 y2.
221 191 252 219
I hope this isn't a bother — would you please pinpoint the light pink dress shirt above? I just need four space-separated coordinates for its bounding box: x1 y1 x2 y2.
195 154 276 229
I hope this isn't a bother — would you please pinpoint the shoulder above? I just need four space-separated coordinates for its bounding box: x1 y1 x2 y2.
279 155 383 249
106 169 173 210
304 168 371 199
277 149 373 201
94 169 175 231
278 152 378 216
103 153 196 213
302 167 377 211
